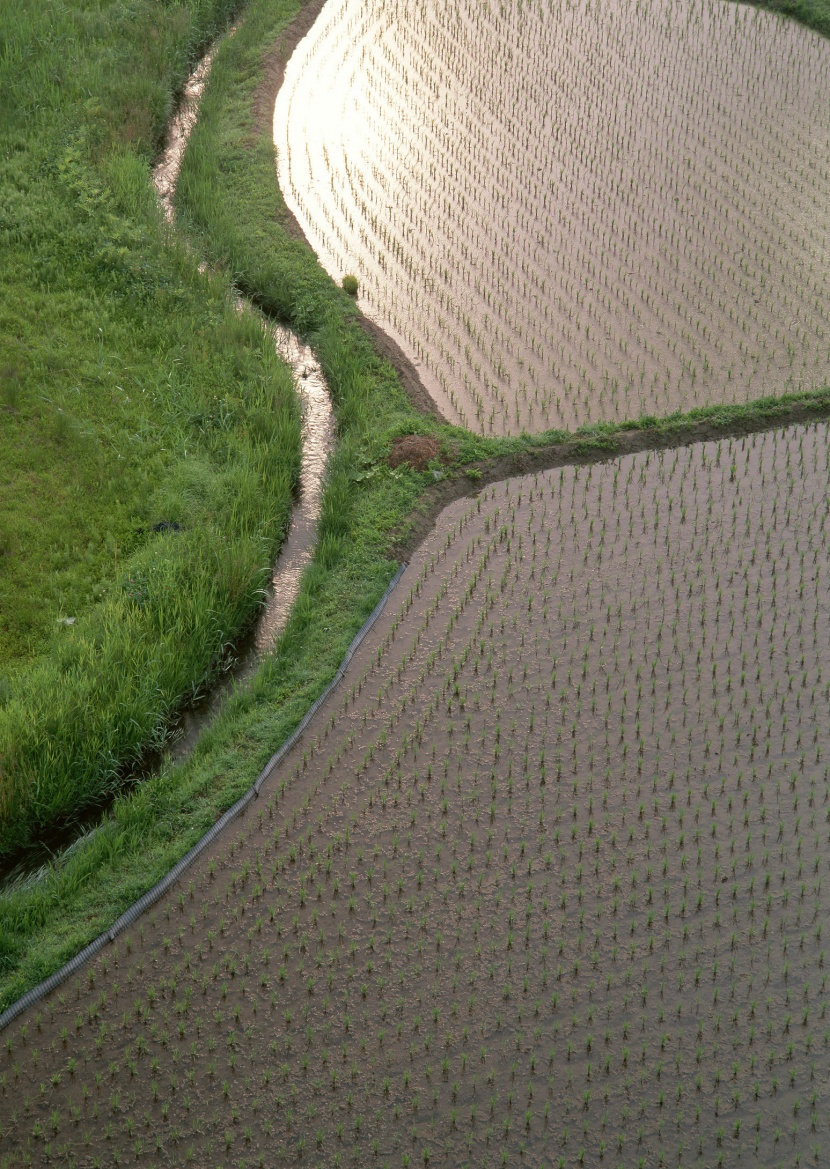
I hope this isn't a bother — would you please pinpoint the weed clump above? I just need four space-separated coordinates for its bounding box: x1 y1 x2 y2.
388 435 442 471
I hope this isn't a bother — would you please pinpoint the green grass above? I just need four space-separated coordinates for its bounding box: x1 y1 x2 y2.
0 0 303 854
748 0 830 38
0 0 466 1001
1 0 243 663
1 0 830 1006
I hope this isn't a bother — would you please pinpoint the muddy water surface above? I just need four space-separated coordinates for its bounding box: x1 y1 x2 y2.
153 48 216 224
5 423 828 1167
276 0 830 434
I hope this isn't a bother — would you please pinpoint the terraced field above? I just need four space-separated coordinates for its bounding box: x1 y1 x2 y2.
3 421 828 1167
275 0 830 433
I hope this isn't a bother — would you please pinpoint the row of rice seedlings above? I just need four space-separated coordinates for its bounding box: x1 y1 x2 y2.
276 0 830 434
2 422 828 1166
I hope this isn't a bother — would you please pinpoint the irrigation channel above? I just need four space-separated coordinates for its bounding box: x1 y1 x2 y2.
0 42 335 895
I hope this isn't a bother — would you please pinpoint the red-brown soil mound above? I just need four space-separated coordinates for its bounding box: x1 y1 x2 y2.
387 433 441 470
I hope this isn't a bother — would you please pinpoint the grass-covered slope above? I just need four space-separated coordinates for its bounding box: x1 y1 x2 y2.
751 0 830 36
0 0 302 855
0 0 493 1007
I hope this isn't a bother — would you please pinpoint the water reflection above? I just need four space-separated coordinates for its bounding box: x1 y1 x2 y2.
275 0 830 435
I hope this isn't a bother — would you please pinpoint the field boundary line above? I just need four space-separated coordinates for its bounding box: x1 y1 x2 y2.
392 389 830 562
0 563 407 1034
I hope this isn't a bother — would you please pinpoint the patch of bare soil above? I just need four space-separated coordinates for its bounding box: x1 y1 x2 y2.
387 434 442 470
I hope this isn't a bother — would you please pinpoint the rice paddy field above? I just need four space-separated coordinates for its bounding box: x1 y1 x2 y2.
4 419 829 1167
275 0 830 434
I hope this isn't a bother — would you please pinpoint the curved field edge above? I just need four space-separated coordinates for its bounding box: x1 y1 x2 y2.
276 0 830 436
2 0 830 1009
0 0 304 858
10 425 827 1164
747 0 830 36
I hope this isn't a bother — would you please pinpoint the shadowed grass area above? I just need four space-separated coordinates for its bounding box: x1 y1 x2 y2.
748 0 830 36
0 0 302 856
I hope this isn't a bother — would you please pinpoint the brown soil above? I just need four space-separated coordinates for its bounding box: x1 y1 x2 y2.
387 434 442 470
2 422 828 1167
357 316 445 421
247 0 328 242
251 0 328 140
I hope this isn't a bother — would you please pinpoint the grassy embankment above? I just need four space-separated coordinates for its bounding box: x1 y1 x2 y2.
2 0 830 1009
0 0 303 861
750 0 830 35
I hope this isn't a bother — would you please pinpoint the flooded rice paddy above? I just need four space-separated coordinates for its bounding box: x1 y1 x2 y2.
4 421 828 1166
275 0 830 434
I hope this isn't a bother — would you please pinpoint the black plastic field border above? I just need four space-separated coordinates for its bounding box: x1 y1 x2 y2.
0 562 407 1034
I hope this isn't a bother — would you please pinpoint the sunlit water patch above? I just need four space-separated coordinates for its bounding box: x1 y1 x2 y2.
276 0 830 434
